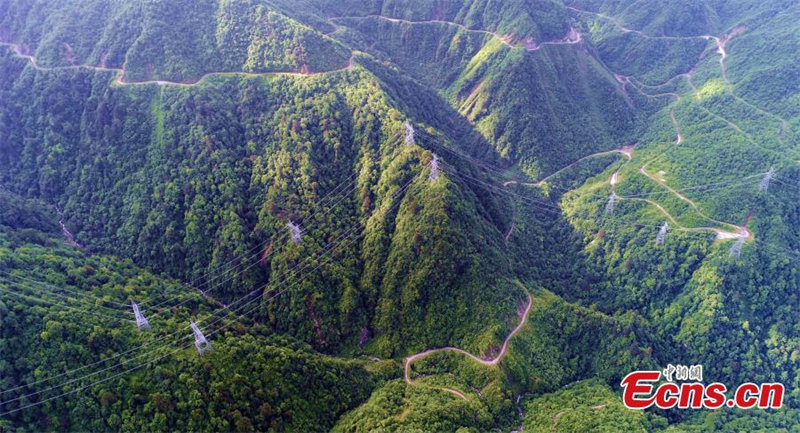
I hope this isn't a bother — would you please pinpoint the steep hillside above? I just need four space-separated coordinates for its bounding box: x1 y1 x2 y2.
301 0 640 177
555 0 800 416
522 379 662 432
0 15 543 359
332 288 664 432
0 0 351 82
2 0 800 431
0 192 391 432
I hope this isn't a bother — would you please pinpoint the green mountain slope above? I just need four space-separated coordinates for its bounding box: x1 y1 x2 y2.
0 12 541 359
0 0 351 82
522 379 662 433
2 0 800 431
555 0 800 423
0 191 393 432
331 288 664 432
305 0 639 177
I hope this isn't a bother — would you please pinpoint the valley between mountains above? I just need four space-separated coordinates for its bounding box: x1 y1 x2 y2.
1 0 799 431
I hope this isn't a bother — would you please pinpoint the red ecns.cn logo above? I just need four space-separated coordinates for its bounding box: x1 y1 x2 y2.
620 371 784 410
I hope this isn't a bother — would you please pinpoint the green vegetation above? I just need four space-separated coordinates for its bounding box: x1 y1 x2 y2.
332 380 496 433
2 0 800 430
322 2 639 178
522 379 666 433
0 192 393 432
0 41 536 357
0 0 350 81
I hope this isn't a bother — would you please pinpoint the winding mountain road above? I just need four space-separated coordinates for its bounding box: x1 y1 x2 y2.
712 26 788 137
565 6 716 42
607 147 748 240
342 9 761 245
329 15 582 52
403 294 534 399
590 23 771 243
0 41 356 86
584 102 749 240
545 146 633 185
614 73 635 106
502 146 632 188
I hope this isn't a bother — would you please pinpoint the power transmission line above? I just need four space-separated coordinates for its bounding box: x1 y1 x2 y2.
0 225 363 411
0 173 396 398
0 178 416 413
0 273 130 316
0 282 133 323
142 170 363 309
0 270 131 309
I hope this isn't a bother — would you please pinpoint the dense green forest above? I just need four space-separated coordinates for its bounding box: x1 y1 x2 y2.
0 0 351 81
0 191 393 431
2 0 800 431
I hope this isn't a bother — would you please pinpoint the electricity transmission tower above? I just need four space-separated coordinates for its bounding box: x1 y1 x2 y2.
190 321 214 355
131 301 151 331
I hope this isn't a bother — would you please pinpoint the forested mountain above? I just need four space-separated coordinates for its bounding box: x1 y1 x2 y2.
1 0 799 431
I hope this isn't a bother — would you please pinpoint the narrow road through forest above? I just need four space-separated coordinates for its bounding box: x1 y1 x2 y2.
403 294 534 399
566 16 771 243
330 15 582 52
565 6 716 41
0 41 355 86
502 146 633 188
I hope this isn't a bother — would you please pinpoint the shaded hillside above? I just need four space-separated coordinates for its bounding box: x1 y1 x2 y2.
3 0 800 431
0 39 542 357
0 0 351 82
0 192 391 432
302 0 640 178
